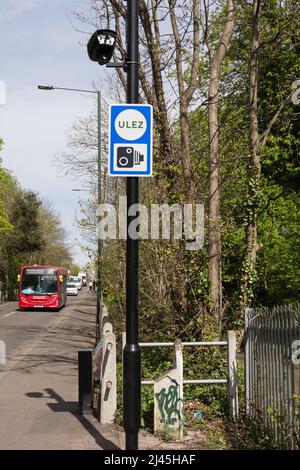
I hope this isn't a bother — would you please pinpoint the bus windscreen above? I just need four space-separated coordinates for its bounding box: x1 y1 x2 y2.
21 268 58 295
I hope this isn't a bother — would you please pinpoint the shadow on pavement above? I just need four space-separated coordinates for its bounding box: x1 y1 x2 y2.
9 353 77 374
26 388 120 450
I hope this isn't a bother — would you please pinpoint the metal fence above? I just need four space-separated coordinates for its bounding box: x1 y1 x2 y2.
123 331 239 421
245 305 300 449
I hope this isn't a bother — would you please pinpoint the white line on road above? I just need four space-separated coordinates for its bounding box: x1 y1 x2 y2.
3 311 17 318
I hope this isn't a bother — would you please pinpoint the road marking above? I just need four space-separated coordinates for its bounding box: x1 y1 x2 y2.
3 311 17 318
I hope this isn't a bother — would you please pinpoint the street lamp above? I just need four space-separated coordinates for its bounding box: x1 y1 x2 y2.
38 84 103 344
71 188 90 192
87 5 141 451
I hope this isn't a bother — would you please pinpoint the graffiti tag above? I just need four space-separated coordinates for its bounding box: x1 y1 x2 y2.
155 377 182 426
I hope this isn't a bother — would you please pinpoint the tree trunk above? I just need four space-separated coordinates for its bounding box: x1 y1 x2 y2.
208 56 222 324
139 0 173 166
207 0 234 326
169 0 200 198
241 0 261 308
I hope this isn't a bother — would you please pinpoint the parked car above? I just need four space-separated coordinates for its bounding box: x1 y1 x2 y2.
68 276 82 290
67 283 78 296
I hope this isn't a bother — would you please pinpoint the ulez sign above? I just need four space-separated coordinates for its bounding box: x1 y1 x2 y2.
108 103 153 176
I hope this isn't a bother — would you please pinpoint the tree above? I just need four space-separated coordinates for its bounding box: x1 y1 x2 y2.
68 263 81 275
63 0 300 344
205 0 235 325
0 140 73 297
240 0 300 309
69 0 201 197
21 200 73 268
9 190 44 253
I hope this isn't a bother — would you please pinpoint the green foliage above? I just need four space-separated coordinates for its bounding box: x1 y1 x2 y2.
226 411 281 450
184 347 229 416
116 362 154 430
94 1 300 443
0 140 73 297
67 263 81 275
255 189 300 305
9 190 43 253
0 170 13 236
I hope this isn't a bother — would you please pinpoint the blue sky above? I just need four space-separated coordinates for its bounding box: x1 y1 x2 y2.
0 0 105 267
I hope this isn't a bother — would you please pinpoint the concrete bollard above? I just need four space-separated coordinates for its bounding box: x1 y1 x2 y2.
154 339 183 439
100 332 116 423
93 304 117 424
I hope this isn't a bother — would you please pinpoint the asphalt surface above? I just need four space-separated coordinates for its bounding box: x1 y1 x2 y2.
0 289 121 450
0 295 78 364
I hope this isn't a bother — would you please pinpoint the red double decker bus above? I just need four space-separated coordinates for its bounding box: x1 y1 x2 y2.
18 265 67 311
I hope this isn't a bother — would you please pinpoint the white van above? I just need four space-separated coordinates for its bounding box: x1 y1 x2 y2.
68 276 82 290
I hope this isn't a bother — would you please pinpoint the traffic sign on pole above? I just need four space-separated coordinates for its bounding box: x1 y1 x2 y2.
124 0 141 451
108 103 153 176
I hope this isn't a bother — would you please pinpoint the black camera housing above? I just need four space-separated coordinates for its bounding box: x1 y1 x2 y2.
87 29 117 65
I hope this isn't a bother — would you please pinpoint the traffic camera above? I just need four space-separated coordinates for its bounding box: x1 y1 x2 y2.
87 29 117 65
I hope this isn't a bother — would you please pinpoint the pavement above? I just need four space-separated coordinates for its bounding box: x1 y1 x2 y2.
0 290 121 450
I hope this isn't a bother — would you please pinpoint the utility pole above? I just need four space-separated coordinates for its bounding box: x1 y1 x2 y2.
123 0 141 451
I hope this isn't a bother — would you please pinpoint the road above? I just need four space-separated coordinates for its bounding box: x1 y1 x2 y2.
0 294 79 365
0 290 120 450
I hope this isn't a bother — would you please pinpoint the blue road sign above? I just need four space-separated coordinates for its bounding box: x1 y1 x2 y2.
109 104 153 176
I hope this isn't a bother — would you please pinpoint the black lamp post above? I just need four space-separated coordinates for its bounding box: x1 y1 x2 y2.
87 5 141 450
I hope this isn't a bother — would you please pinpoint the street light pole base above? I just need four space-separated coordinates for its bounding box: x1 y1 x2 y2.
123 343 141 450
125 432 138 451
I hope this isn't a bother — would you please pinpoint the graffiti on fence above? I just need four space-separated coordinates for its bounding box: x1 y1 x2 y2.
93 337 104 377
155 376 182 427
